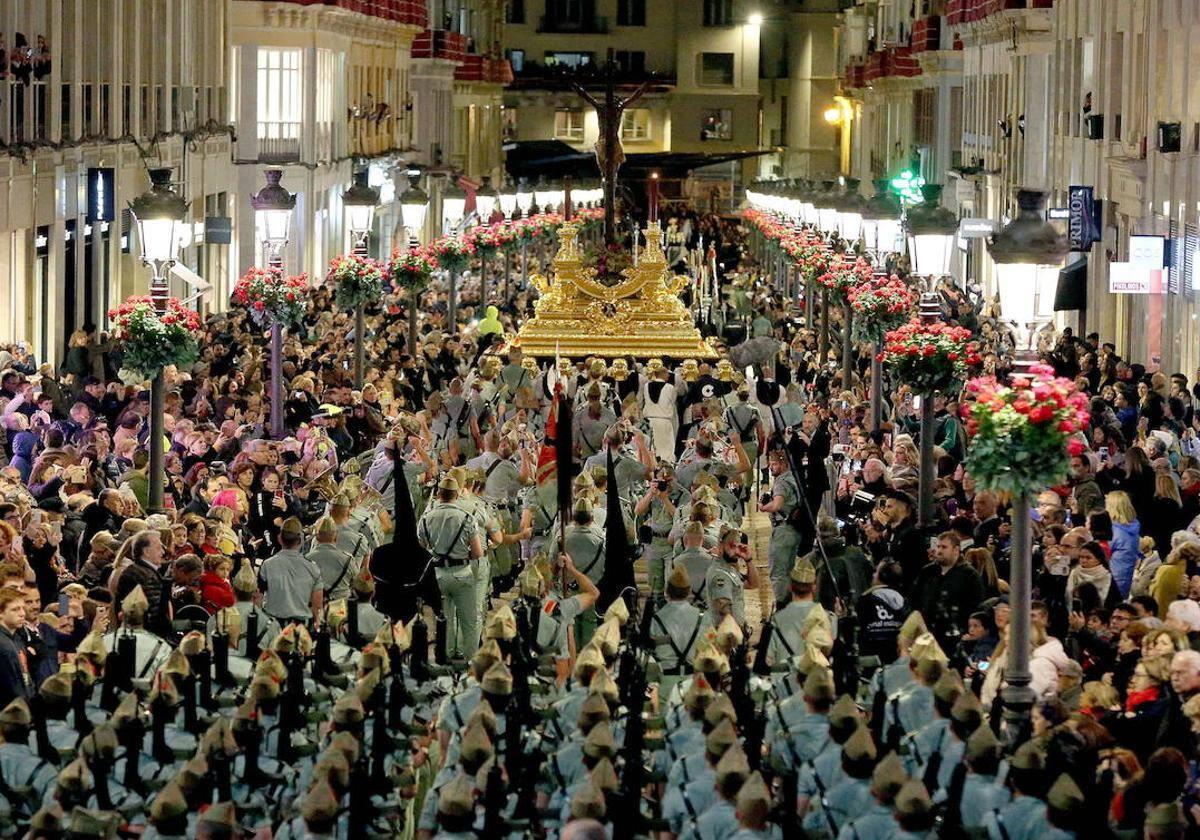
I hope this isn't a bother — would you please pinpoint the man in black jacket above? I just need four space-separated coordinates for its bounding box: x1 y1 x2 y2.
875 488 926 590
910 532 986 655
0 589 31 708
1156 649 1200 759
783 407 831 557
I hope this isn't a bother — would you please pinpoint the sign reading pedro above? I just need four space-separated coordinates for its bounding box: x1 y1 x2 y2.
86 168 115 224
1068 185 1100 251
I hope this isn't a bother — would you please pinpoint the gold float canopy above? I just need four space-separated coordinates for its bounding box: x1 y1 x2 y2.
516 221 717 360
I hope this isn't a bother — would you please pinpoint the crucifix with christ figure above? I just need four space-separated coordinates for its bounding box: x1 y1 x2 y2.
572 48 649 248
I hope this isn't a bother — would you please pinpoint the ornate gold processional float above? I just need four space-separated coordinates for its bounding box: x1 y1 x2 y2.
515 220 717 360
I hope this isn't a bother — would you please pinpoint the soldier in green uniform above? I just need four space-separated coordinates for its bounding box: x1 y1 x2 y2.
837 752 909 840
884 635 947 749
981 742 1047 840
672 522 713 605
705 527 757 628
724 383 765 486
307 516 357 605
634 466 680 600
650 564 706 698
417 476 485 659
207 558 281 657
943 725 1010 836
574 385 616 460
545 498 607 647
729 771 774 840
475 436 529 591
692 743 752 840
891 779 936 840
802 726 879 838
104 586 172 691
766 556 836 667
759 448 802 607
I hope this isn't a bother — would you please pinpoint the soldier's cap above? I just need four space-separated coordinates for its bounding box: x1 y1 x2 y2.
603 597 630 627
354 668 382 707
570 780 607 821
316 516 339 540
466 699 499 738
715 613 744 650
966 724 1002 763
893 779 932 818
1047 773 1085 813
793 642 830 676
573 644 605 680
589 756 620 792
573 496 594 516
704 694 738 727
736 771 771 823
592 617 622 659
842 724 877 763
1010 740 1045 771
280 517 304 540
314 751 351 790
484 604 517 641
684 674 716 712
460 721 494 766
121 585 149 620
301 780 340 824
198 801 239 829
578 692 612 729
0 697 32 728
932 671 963 705
790 556 817 584
332 692 365 726
76 631 108 664
149 673 183 708
519 565 543 598
804 624 835 656
163 648 192 681
715 742 750 783
666 562 691 596
871 752 908 801
693 643 731 676
66 806 120 838
255 648 288 681
828 695 860 729
950 689 983 725
816 513 840 540
438 772 475 818
329 731 361 765
232 558 257 594
39 670 73 703
1144 802 1187 831
705 717 738 756
438 475 460 493
29 803 65 834
589 668 619 703
481 661 514 696
81 724 119 761
803 666 837 704
177 755 210 792
57 757 93 792
583 720 616 759
110 691 141 731
358 647 390 681
897 612 928 647
348 565 374 597
472 638 503 673
802 605 832 636
179 630 207 656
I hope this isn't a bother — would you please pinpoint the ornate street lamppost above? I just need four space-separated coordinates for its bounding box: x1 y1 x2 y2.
837 180 866 390
250 169 296 439
441 176 468 326
129 168 188 513
342 169 380 389
861 179 904 430
400 171 430 355
498 177 519 220
476 175 499 224
904 183 957 528
987 188 1069 746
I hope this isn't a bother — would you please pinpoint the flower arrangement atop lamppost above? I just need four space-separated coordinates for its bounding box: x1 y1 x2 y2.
390 246 439 355
109 296 201 382
233 268 308 329
849 274 916 345
879 318 978 396
816 253 874 299
329 253 385 311
429 235 475 276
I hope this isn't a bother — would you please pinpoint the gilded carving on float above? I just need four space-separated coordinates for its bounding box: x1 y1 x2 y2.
518 221 717 359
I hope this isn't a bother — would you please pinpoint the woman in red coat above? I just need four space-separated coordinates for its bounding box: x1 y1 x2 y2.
198 555 236 614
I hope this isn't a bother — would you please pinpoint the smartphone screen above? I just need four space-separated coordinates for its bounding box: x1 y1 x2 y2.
58 593 70 616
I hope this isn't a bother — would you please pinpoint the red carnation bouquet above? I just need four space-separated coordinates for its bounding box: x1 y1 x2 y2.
962 363 1091 494
389 246 439 292
849 274 916 343
468 225 504 258
880 319 978 395
328 254 385 310
108 295 201 380
492 222 521 254
232 267 308 327
816 253 874 298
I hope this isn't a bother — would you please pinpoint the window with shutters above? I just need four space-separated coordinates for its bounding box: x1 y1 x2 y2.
620 108 651 141
554 108 585 140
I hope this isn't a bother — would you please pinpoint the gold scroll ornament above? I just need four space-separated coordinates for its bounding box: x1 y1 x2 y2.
516 221 717 360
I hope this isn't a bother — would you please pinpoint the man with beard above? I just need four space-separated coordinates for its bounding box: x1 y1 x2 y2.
873 489 925 590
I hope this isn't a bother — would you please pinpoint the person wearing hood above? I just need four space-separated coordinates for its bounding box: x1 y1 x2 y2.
1107 491 1142 599
476 305 503 351
8 427 37 483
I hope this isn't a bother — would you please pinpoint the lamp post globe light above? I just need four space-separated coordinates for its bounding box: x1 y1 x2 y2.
836 179 865 395
250 169 297 271
343 170 381 390
987 189 1069 363
533 176 557 214
441 177 468 235
476 175 499 223
498 177 519 220
130 168 189 514
516 176 534 218
343 168 381 257
817 181 841 236
903 182 958 529
985 187 1069 747
860 179 905 432
399 171 431 356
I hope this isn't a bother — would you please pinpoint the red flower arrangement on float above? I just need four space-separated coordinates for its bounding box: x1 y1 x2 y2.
879 319 979 396
816 253 874 298
848 274 916 344
389 246 440 293
328 254 385 310
108 296 201 380
962 363 1091 494
232 267 308 327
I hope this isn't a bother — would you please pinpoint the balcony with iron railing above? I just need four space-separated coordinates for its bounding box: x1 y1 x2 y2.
257 121 302 163
537 14 609 34
248 0 428 26
412 28 469 63
508 61 675 92
946 0 1055 25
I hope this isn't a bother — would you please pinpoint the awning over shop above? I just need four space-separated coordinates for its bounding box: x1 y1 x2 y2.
1055 255 1088 311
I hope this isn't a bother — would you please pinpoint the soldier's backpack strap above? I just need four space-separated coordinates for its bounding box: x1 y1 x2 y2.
921 725 947 793
577 541 605 579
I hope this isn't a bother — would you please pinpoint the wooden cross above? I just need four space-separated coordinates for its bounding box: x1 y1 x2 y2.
572 48 648 247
